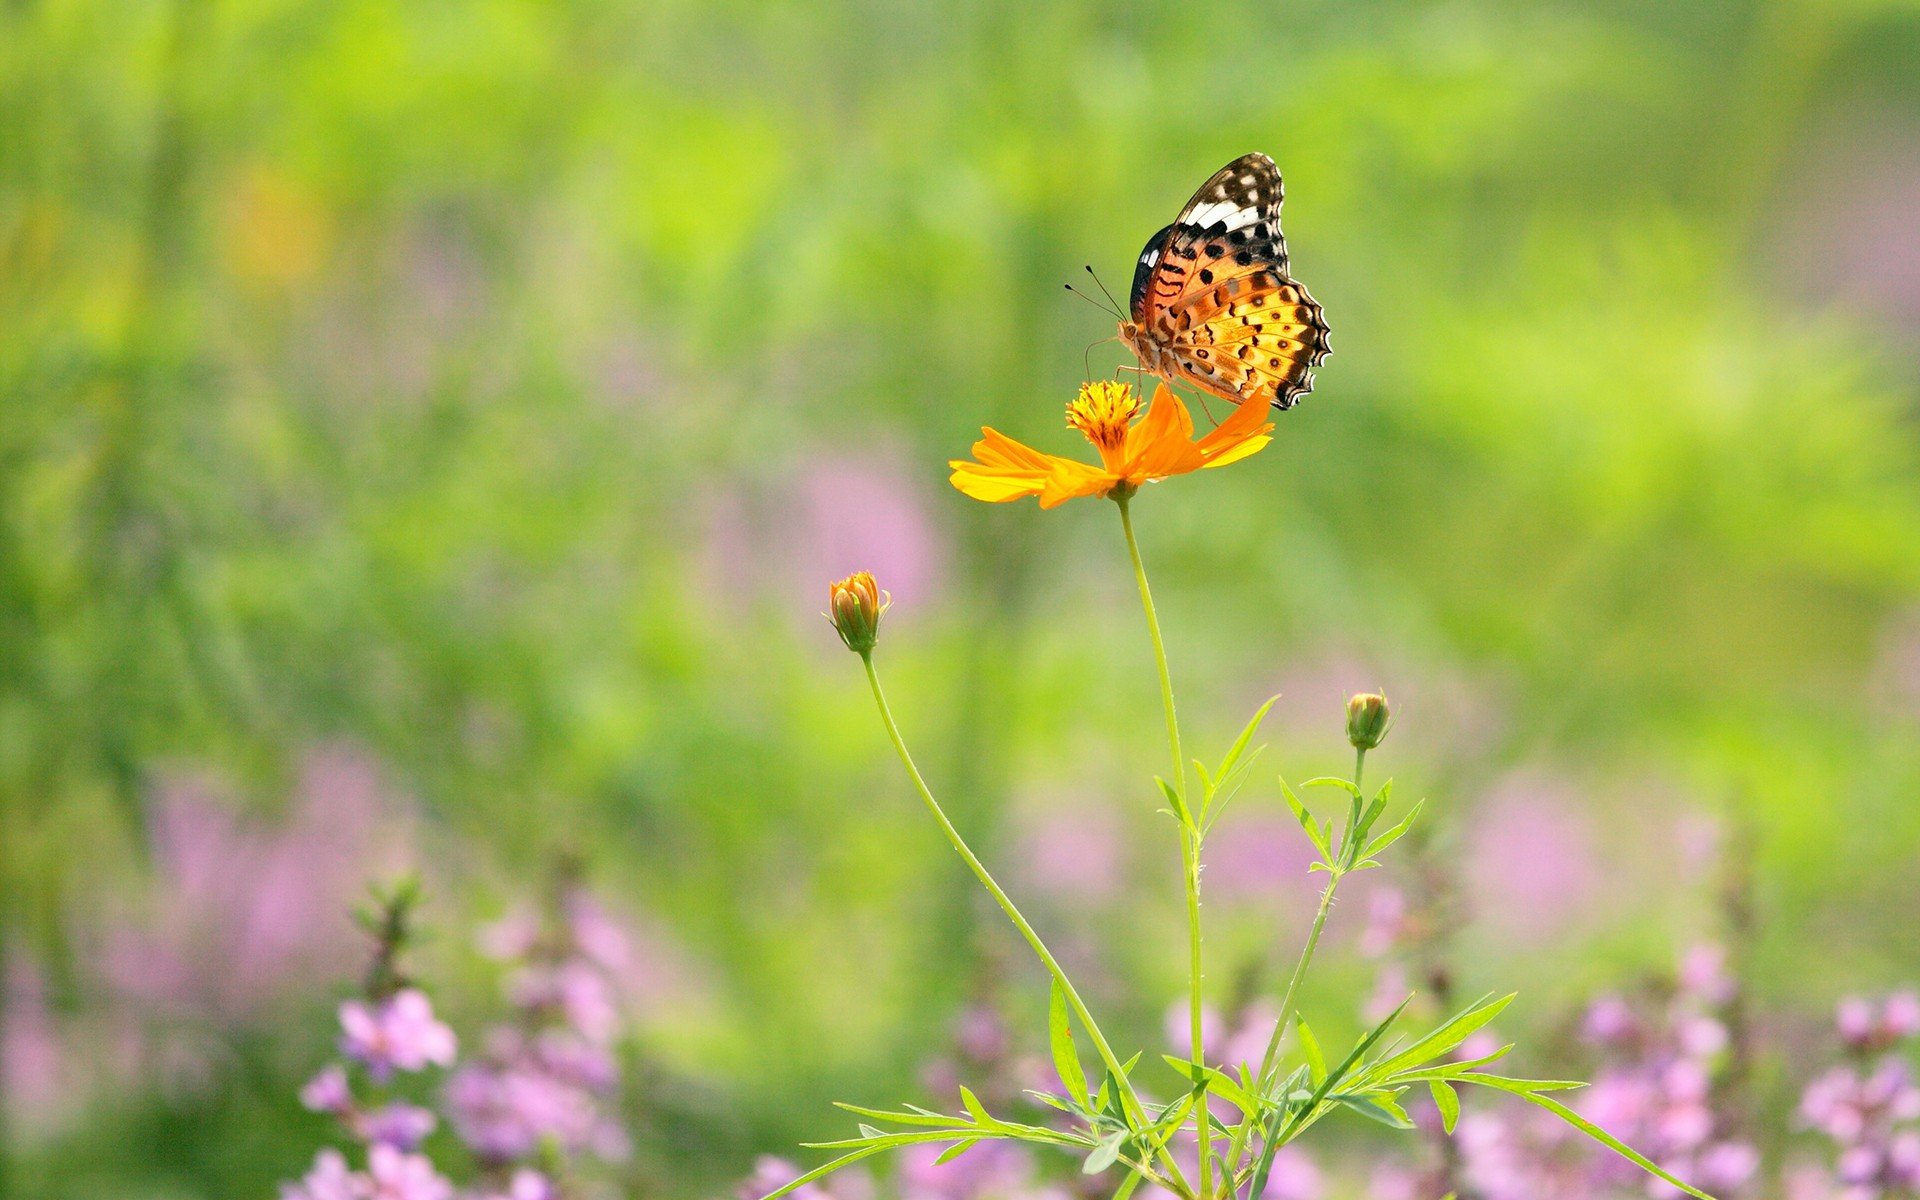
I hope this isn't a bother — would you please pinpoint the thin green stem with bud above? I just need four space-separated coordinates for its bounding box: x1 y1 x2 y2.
1115 495 1213 1198
1228 744 1367 1181
859 650 1193 1198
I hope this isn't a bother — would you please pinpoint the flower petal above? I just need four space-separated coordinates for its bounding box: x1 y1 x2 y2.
1195 397 1274 462
972 427 1060 471
950 460 1050 502
1198 434 1270 470
1037 460 1114 508
1120 385 1206 480
1122 384 1193 462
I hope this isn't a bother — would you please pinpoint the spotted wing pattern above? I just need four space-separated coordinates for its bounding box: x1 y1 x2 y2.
1127 153 1330 410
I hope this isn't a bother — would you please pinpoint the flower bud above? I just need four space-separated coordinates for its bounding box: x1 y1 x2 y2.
1346 692 1392 751
826 572 890 654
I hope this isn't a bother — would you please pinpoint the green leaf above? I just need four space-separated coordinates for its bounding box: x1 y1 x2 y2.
1082 1130 1125 1175
933 1139 977 1165
1429 1080 1460 1134
1218 694 1279 780
1385 1044 1517 1084
958 1086 993 1127
1366 993 1515 1081
1362 799 1425 861
751 1145 895 1199
1156 777 1190 826
1301 776 1364 798
833 1101 961 1128
1159 1056 1258 1111
1025 1090 1074 1113
1354 792 1389 844
1161 1053 1207 1089
1107 1169 1144 1200
1049 980 1091 1107
1280 778 1332 860
1338 1092 1416 1129
1296 1017 1328 1083
1459 1073 1588 1094
1462 1079 1716 1200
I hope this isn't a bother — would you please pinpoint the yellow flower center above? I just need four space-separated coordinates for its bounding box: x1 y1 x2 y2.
1065 381 1141 454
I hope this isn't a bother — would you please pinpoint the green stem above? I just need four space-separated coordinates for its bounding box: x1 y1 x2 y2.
1228 746 1367 1179
1115 496 1213 1197
860 653 1192 1198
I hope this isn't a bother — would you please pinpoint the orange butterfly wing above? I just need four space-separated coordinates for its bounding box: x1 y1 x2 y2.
1127 154 1331 410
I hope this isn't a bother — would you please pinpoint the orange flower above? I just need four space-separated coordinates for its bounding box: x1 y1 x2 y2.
949 381 1273 509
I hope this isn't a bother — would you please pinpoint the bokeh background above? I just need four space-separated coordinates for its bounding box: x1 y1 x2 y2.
4 0 1920 1196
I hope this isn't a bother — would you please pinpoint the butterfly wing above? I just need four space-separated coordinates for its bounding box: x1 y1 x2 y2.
1128 153 1331 410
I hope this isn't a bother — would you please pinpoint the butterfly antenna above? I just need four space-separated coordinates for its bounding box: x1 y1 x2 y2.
1063 281 1121 320
1081 335 1120 380
1084 265 1125 317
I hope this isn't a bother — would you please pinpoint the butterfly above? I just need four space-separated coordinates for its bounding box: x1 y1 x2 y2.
1118 153 1331 410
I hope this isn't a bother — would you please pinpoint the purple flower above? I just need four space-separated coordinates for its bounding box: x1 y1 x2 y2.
1888 991 1920 1040
365 1144 454 1200
1679 943 1736 1007
358 1104 438 1151
301 1064 354 1115
1584 995 1640 1048
281 1148 366 1200
1839 997 1879 1049
1836 990 1920 1053
444 1059 622 1164
340 989 457 1082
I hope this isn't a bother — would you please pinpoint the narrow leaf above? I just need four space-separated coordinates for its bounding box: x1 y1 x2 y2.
1049 980 1090 1107
1338 1093 1416 1129
1156 777 1190 826
1429 1080 1460 1133
751 1146 893 1200
1362 800 1425 860
833 1102 960 1129
958 1086 993 1127
1492 1083 1715 1200
1219 694 1279 779
1082 1130 1125 1175
1280 778 1332 860
1297 1018 1328 1083
1300 776 1364 798
933 1139 977 1166
1366 993 1515 1080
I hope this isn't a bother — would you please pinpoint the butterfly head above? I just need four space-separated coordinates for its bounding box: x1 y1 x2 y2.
1117 319 1170 375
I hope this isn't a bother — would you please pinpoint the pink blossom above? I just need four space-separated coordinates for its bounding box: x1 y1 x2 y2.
366 1144 454 1200
339 989 457 1081
1679 944 1736 1007
1886 991 1920 1040
281 1148 366 1200
301 1064 354 1115
359 1104 438 1151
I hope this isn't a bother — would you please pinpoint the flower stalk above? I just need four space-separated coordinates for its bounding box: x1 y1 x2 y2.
857 648 1193 1197
1116 494 1214 1197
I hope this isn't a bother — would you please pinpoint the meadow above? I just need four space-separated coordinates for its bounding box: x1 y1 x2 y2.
3 1 1920 1197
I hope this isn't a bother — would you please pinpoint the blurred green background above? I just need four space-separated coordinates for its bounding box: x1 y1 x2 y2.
3 0 1920 1195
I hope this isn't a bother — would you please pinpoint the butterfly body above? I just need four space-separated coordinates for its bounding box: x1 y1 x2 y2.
1119 153 1330 410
